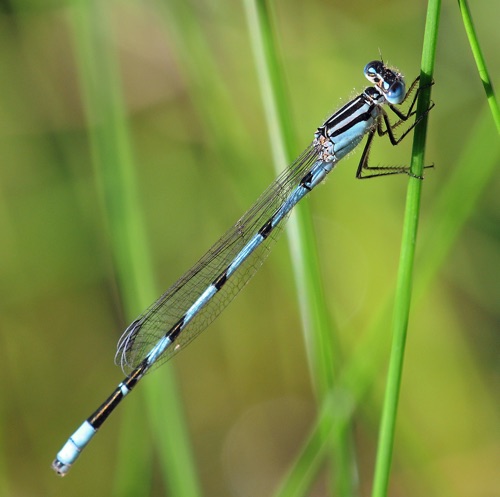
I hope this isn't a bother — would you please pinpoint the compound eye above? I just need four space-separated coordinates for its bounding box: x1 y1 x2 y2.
386 80 405 104
364 60 383 79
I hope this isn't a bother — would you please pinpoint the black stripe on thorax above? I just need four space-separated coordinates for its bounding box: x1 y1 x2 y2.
322 94 367 130
329 108 375 138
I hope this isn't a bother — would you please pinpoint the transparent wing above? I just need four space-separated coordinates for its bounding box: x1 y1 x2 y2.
116 145 319 374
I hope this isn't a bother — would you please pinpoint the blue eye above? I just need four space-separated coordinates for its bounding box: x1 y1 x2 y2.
364 60 383 79
386 81 405 104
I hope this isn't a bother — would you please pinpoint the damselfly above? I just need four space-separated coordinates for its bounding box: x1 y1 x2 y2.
52 60 433 476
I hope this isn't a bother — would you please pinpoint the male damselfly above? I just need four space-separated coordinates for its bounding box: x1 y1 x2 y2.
52 60 433 476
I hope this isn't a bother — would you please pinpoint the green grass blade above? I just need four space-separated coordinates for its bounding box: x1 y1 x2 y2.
458 0 500 133
1 2 497 496
274 389 356 497
327 101 499 497
243 1 356 496
242 0 337 396
371 1 441 496
276 100 500 495
69 2 201 495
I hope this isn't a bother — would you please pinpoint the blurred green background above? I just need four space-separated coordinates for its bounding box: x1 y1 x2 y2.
1 1 498 496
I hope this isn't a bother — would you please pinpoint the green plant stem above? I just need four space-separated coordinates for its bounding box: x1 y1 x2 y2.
371 1 441 497
70 2 201 496
276 103 500 495
243 1 357 496
274 388 355 497
243 0 337 396
458 0 500 133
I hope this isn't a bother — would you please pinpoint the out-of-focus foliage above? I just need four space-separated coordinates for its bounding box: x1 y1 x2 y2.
0 1 498 496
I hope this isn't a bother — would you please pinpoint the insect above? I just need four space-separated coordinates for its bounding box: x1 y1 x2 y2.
52 60 432 476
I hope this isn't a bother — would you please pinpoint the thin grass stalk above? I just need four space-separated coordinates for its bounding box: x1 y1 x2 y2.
371 1 441 496
275 97 500 495
243 1 357 495
458 0 500 133
70 2 201 496
270 4 498 496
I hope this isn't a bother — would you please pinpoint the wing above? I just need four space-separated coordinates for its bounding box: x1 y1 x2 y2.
115 145 319 374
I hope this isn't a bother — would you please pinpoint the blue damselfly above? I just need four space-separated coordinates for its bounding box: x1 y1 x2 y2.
52 60 432 476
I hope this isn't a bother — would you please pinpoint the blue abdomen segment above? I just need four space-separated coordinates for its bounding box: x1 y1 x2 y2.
52 421 96 476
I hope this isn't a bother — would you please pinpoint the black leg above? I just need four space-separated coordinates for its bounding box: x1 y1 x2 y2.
356 78 435 180
356 127 419 179
378 102 434 146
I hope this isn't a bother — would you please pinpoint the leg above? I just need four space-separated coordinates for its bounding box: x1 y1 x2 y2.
356 127 419 179
356 76 435 180
377 101 434 146
356 106 434 180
